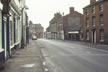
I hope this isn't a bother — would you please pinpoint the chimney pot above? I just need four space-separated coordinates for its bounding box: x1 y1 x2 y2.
90 0 96 4
70 7 74 14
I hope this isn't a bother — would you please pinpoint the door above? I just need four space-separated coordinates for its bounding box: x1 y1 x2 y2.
92 30 96 43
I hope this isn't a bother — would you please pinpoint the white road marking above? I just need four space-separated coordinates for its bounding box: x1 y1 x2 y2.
43 62 46 66
21 64 35 68
45 68 49 72
86 51 91 54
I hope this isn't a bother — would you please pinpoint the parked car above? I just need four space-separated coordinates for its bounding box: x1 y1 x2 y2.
32 36 37 40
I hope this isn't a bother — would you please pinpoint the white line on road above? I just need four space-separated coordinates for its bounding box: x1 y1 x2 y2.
43 62 46 66
45 68 49 72
86 51 91 54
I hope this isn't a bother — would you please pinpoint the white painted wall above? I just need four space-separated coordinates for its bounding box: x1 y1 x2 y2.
0 11 4 52
14 0 20 8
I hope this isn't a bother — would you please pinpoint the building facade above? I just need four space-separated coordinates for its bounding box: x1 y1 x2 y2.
83 0 108 44
63 7 83 40
46 26 52 39
9 0 21 55
0 0 28 67
30 24 44 38
29 21 33 39
46 12 62 39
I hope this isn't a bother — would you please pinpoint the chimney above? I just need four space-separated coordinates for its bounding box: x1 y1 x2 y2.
70 7 74 14
90 0 96 4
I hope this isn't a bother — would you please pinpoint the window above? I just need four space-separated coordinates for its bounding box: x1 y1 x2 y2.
85 9 89 15
86 18 89 27
100 29 104 42
99 4 103 12
9 21 13 45
92 7 95 14
92 16 96 26
100 14 104 26
86 30 89 40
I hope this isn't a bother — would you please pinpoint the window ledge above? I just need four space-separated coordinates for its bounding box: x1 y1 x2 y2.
0 48 4 53
10 45 15 49
100 40 104 42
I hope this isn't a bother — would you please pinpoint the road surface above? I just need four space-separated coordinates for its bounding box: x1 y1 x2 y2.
36 39 108 72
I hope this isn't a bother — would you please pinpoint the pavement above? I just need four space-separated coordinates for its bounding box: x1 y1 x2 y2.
56 39 108 51
0 40 44 72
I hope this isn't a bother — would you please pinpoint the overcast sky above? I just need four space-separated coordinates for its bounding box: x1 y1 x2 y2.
26 0 90 30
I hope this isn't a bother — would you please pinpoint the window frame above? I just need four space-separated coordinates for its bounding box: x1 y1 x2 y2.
86 30 89 40
100 29 104 42
86 17 89 27
92 16 96 27
92 7 95 14
99 3 104 12
100 14 104 26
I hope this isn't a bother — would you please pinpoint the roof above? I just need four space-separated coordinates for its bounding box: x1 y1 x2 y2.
50 12 62 24
64 11 82 18
33 24 43 29
83 0 108 9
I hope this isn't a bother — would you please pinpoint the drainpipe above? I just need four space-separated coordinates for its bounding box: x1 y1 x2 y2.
6 0 11 57
21 8 24 48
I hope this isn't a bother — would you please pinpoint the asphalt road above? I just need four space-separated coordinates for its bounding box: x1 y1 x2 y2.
36 39 108 72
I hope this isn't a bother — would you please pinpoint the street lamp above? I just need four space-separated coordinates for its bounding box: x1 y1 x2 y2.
21 6 28 48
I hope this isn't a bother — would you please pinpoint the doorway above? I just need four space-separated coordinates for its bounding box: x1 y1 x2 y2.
92 29 96 43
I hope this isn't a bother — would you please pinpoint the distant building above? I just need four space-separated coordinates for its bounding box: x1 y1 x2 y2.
29 21 33 39
83 0 108 44
46 12 62 39
46 8 83 40
32 24 44 38
63 7 83 40
46 26 52 39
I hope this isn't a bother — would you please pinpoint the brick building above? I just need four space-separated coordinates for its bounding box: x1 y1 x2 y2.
32 24 44 38
46 12 62 39
83 0 108 44
63 7 83 40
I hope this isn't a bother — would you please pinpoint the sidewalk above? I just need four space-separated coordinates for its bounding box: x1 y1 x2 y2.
0 40 44 72
52 39 108 51
65 40 108 51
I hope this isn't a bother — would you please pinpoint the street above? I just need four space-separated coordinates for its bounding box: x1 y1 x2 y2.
36 39 108 72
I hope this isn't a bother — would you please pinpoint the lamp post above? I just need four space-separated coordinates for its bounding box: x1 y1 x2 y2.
21 6 28 48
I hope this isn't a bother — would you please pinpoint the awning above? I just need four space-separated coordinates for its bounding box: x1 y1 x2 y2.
68 31 79 34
